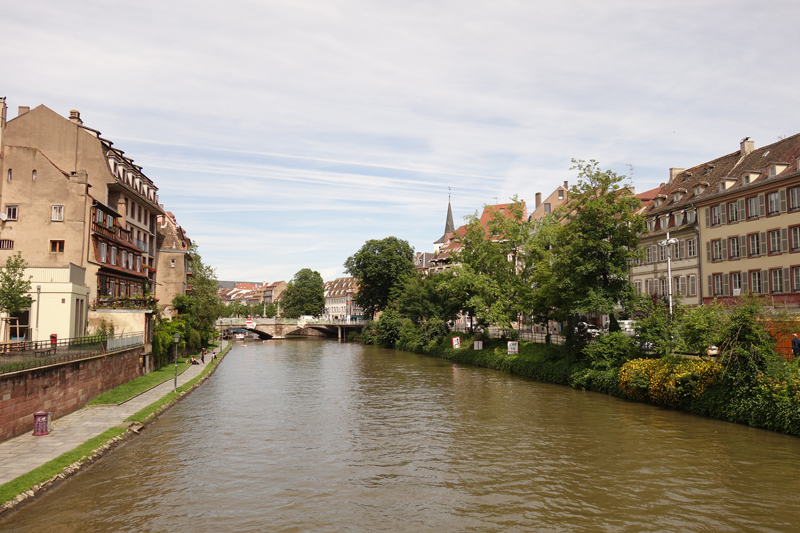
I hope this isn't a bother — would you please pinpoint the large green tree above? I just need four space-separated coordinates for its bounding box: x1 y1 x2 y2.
393 270 462 324
548 160 645 317
451 198 535 335
344 237 414 318
0 252 32 341
179 244 224 344
281 268 325 318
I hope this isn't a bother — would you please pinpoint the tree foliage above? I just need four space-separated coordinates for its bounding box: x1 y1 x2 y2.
344 237 414 318
173 244 223 345
0 252 32 342
281 268 325 318
393 270 462 323
451 198 535 335
547 160 644 316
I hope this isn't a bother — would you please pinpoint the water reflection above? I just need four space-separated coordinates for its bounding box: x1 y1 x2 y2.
3 339 799 532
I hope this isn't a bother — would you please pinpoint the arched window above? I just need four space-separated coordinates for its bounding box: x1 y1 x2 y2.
7 169 11 181
32 170 37 181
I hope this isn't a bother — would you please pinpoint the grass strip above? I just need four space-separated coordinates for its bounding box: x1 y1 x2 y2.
125 343 231 423
0 426 126 505
88 362 192 405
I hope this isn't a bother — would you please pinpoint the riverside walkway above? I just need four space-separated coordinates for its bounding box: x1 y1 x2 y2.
0 341 228 486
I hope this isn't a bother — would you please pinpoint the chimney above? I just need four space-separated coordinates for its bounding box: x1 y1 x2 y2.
18 106 29 117
740 137 754 155
563 180 568 189
669 168 684 181
69 110 83 125
535 192 541 208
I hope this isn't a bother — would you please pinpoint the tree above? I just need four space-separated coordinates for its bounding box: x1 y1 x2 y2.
452 198 535 335
549 160 645 317
393 270 462 324
281 268 325 318
0 252 32 342
181 244 224 344
344 237 414 318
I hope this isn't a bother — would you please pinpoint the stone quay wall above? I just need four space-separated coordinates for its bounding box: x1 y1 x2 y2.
0 347 144 441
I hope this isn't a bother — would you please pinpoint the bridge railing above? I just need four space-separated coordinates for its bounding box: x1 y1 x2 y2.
216 317 367 327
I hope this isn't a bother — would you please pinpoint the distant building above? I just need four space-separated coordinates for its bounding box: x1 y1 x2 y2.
324 277 363 320
156 211 192 318
529 182 569 222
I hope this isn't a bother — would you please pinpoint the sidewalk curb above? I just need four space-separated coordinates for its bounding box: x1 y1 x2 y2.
0 343 231 520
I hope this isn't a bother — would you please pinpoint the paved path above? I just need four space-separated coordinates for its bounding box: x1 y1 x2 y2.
0 341 228 486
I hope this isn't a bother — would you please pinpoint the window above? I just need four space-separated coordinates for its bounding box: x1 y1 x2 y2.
645 247 652 263
749 233 761 257
794 267 800 292
751 271 762 294
100 242 107 263
544 203 551 214
790 186 800 211
7 169 11 181
769 167 776 177
792 226 800 251
659 245 667 262
106 214 114 229
747 197 758 219
731 273 742 295
694 185 702 195
654 199 662 208
673 241 681 260
687 238 697 258
729 237 740 259
712 240 722 261
51 205 64 222
558 190 564 200
634 280 642 294
660 278 668 297
0 240 13 250
713 274 723 296
136 256 141 272
50 240 64 253
122 250 127 268
686 209 696 224
769 230 781 254
728 202 738 223
767 192 780 215
96 209 104 224
772 269 784 293
6 205 18 221
711 205 721 225
111 247 117 266
128 253 134 270
171 259 176 268
31 170 36 181
688 274 697 296
647 219 655 232
673 192 682 202
675 212 684 226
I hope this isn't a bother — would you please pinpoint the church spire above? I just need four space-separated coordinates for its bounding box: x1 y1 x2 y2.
434 192 454 245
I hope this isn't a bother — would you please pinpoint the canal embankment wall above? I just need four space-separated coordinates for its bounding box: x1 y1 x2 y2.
0 347 144 441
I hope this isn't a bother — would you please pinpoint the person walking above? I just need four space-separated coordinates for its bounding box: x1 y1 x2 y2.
201 347 206 364
793 333 800 361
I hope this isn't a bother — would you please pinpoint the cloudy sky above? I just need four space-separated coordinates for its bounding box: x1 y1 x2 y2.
3 0 800 283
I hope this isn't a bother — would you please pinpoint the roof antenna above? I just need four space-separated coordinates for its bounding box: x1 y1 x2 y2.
626 164 635 187
493 196 498 204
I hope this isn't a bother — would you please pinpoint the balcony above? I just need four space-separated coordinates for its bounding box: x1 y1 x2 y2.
134 238 149 253
92 296 158 310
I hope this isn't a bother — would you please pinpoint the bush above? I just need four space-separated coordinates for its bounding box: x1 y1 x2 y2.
618 357 722 407
582 332 639 370
375 309 403 348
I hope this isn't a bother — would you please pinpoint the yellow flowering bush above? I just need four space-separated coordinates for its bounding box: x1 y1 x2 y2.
619 358 722 406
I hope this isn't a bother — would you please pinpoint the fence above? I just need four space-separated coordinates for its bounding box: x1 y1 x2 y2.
450 324 566 345
0 332 144 374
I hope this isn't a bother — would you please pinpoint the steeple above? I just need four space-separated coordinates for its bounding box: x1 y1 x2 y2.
434 193 454 245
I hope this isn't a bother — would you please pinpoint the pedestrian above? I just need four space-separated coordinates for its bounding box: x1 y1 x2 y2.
792 333 800 360
201 347 206 364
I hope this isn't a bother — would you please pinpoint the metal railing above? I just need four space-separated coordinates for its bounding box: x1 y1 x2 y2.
0 332 144 374
216 317 367 326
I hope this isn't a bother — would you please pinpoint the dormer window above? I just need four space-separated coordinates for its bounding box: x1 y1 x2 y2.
647 218 655 232
654 199 661 207
686 209 696 224
694 185 703 195
673 192 681 202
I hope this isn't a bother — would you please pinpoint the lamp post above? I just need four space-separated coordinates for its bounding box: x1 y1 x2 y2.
35 285 41 344
658 232 679 315
173 332 181 392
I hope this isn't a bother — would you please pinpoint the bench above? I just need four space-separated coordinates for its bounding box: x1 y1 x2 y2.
34 347 56 357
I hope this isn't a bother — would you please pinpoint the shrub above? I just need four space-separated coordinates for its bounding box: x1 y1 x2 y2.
375 309 403 348
618 357 722 407
582 331 638 370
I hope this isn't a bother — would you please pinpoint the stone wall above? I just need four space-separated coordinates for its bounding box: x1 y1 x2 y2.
0 346 144 441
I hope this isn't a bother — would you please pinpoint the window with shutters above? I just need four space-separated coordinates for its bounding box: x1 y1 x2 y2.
659 245 667 262
712 240 722 261
769 230 781 254
713 274 723 296
634 281 642 294
767 191 780 215
731 272 742 295
771 269 784 293
794 267 800 292
645 247 652 263
751 271 762 294
660 278 668 297
728 202 738 223
789 186 800 211
747 197 759 219
672 241 681 260
687 238 697 257
686 209 696 223
647 219 655 232
711 205 722 226
749 233 760 257
791 225 800 251
729 237 740 259
111 247 117 266
100 242 107 263
95 209 104 224
688 275 697 296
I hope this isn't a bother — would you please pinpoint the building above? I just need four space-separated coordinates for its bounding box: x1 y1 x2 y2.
529 182 569 222
633 135 800 309
0 100 164 340
156 211 192 318
324 277 363 320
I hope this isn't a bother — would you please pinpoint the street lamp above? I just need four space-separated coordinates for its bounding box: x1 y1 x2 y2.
173 332 181 392
658 232 679 315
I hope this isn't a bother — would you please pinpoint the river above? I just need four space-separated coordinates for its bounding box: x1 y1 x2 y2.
2 339 799 532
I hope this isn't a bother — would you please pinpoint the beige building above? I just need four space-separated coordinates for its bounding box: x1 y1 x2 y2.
632 135 800 310
529 181 569 222
0 100 164 340
324 277 363 320
156 211 192 318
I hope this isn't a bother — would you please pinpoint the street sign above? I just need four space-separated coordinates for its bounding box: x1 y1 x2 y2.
452 336 461 349
508 341 519 354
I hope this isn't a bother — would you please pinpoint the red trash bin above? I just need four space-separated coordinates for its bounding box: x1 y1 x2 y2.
33 411 49 436
50 333 57 348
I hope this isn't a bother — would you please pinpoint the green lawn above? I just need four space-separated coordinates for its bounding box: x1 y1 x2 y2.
0 427 126 505
87 362 192 405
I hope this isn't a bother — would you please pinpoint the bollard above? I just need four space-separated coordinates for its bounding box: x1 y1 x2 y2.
33 411 49 436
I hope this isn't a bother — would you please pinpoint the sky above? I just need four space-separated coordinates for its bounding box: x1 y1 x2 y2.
3 0 800 283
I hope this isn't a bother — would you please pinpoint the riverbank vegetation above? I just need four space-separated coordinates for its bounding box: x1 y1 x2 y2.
346 161 799 436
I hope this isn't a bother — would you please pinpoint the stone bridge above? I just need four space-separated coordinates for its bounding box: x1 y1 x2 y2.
216 318 365 340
